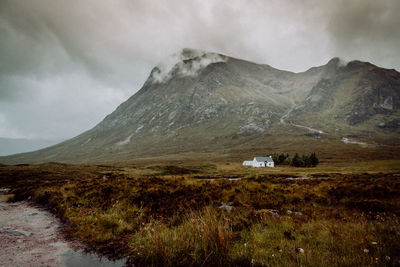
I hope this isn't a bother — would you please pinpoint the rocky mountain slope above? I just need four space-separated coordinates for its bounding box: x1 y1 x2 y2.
1 49 400 163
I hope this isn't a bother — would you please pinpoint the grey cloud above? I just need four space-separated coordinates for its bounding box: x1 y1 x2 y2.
0 0 399 139
326 0 400 69
151 49 227 83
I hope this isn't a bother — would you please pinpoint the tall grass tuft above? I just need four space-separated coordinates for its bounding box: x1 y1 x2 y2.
130 207 233 266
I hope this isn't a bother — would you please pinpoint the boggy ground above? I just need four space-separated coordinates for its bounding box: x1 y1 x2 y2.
0 160 400 266
0 199 126 267
0 200 73 266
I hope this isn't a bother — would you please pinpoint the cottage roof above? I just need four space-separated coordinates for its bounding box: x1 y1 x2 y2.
254 156 274 163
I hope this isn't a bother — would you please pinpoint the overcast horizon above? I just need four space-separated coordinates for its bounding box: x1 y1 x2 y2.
1 0 400 142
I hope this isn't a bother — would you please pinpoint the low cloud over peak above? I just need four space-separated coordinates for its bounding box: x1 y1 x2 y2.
0 0 399 139
150 48 227 83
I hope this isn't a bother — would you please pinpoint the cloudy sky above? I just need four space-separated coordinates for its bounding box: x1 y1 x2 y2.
1 0 399 140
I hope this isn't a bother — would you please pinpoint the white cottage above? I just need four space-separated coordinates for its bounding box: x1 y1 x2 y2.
242 156 274 168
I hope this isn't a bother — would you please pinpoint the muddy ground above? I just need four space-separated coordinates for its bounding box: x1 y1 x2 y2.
0 197 125 267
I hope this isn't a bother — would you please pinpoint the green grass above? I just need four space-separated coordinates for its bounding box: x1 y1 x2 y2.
1 160 400 266
128 208 400 266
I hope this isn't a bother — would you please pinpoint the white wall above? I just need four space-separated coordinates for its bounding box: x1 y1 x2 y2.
243 159 274 167
252 160 266 167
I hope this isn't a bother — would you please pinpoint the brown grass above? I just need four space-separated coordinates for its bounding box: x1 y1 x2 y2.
0 160 400 266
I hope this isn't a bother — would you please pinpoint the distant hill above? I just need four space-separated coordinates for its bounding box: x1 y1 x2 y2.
0 138 62 156
1 48 400 164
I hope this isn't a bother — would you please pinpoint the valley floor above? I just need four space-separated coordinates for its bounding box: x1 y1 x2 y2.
0 160 399 266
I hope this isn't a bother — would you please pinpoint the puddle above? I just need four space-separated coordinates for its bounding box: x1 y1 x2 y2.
196 177 243 181
22 215 46 220
286 176 329 180
0 199 128 267
59 250 126 267
286 176 312 180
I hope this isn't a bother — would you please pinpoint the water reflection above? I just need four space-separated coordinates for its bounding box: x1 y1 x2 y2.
59 250 126 267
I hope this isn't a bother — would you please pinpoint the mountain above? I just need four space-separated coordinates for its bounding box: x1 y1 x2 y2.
1 49 400 164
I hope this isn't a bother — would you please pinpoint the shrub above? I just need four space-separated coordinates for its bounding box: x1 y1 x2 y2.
272 152 319 167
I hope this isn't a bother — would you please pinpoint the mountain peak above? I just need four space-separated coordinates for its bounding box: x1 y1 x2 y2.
150 48 227 83
327 57 348 67
180 48 210 58
2 51 400 164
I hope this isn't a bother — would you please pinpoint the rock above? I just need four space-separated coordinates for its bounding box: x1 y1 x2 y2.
286 210 303 216
268 210 279 217
219 203 233 212
377 118 400 131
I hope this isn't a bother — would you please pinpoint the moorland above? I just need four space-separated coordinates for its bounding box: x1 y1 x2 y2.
1 156 399 266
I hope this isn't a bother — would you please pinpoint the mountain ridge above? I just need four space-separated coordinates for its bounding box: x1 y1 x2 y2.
1 49 400 164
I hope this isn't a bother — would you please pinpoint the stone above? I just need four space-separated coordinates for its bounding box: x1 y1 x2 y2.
219 203 233 212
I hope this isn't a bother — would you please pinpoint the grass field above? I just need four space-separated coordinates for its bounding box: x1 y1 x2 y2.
1 159 400 266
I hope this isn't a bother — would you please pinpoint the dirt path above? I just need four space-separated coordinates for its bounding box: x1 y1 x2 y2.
0 197 125 267
279 101 295 124
279 103 324 134
341 137 369 147
290 123 324 134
